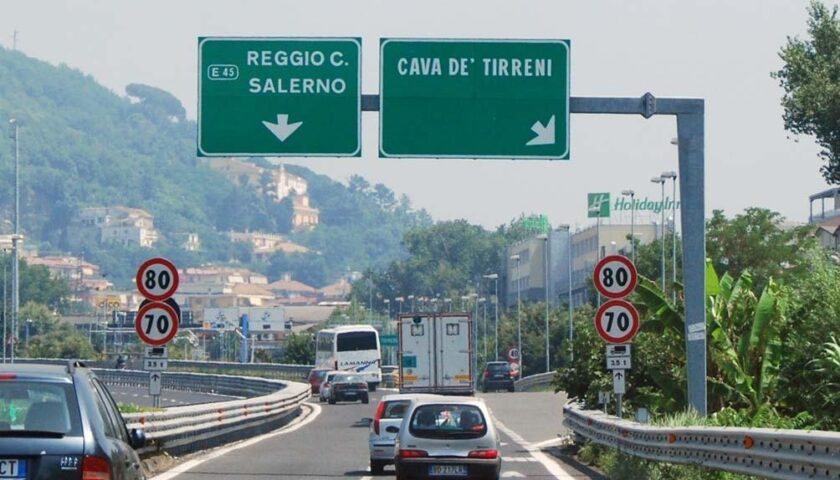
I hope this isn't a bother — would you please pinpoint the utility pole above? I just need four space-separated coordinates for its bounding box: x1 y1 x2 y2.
9 119 19 364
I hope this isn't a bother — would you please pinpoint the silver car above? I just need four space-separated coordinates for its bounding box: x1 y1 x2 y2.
369 394 441 475
393 397 501 480
318 371 341 402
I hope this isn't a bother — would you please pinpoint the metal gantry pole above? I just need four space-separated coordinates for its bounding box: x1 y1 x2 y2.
2 263 6 363
516 259 522 376
671 175 678 303
660 180 666 291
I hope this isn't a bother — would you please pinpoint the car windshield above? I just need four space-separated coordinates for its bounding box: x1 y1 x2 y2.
0 381 82 436
487 363 510 372
335 374 363 383
408 404 487 439
383 400 410 419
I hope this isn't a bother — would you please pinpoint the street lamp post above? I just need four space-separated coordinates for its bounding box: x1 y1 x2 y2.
479 297 487 362
621 190 636 263
25 318 30 352
395 296 403 314
407 295 414 312
482 273 499 360
557 225 574 364
536 234 550 372
651 176 667 291
9 119 19 364
662 171 678 303
510 254 522 376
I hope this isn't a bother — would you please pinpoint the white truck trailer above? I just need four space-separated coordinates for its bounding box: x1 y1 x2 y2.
398 313 474 395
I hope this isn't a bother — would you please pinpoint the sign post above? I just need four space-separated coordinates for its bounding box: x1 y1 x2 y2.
380 39 570 159
198 37 362 156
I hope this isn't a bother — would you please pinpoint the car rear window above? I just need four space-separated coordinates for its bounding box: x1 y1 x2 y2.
336 331 377 352
408 404 487 439
0 381 82 436
383 400 410 419
487 363 510 372
335 374 363 383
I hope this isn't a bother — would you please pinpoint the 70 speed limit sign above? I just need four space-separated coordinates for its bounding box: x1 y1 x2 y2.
135 301 180 346
594 299 640 344
593 255 638 299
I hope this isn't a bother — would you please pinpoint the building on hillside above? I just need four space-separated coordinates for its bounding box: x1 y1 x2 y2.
71 207 159 248
26 256 100 282
228 231 309 258
291 195 320 231
318 278 352 301
273 164 308 200
0 235 36 258
267 274 317 305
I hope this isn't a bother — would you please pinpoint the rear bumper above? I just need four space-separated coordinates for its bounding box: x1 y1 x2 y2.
368 441 396 462
395 457 501 479
482 379 514 390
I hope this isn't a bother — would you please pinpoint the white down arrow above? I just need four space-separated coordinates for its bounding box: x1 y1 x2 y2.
262 114 302 142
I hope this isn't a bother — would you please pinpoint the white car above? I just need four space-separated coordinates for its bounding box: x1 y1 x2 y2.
318 371 341 403
368 394 441 474
393 396 501 480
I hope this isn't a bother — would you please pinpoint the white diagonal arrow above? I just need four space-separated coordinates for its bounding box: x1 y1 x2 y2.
262 114 302 142
526 115 556 146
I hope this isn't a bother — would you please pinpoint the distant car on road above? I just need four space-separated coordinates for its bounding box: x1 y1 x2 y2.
0 362 147 479
327 373 369 405
307 368 330 395
393 396 501 480
318 371 341 403
369 394 441 475
481 361 515 393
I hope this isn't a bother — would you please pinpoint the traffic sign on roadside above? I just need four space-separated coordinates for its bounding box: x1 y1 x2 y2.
507 347 521 362
135 301 180 346
136 258 180 301
606 344 632 369
593 255 638 299
198 37 361 156
594 299 640 344
380 334 398 347
379 39 570 159
149 372 162 396
613 370 626 395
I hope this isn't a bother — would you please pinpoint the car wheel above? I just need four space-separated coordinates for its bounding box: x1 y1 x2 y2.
507 385 515 392
369 383 377 392
370 459 385 475
328 396 336 405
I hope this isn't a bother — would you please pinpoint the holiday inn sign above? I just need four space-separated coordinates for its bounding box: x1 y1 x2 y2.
588 192 680 218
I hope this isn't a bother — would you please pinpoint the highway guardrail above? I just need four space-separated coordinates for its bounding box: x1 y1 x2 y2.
563 401 840 480
514 372 555 392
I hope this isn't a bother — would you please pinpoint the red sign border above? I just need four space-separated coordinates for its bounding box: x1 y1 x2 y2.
592 255 638 299
135 301 180 346
135 257 180 301
594 299 640 344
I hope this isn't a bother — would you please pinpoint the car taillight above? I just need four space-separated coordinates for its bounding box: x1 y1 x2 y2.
468 449 499 459
323 382 329 388
483 371 490 379
82 455 111 480
0 374 16 380
373 402 386 435
357 383 367 389
399 449 428 458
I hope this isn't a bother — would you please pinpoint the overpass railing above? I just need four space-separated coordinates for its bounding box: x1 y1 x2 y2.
514 372 555 392
563 401 840 480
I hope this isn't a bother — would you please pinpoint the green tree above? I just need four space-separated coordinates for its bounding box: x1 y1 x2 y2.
19 302 59 338
281 332 314 365
774 1 840 183
26 324 97 359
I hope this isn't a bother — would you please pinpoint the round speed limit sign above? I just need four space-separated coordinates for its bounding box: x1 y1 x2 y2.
135 257 180 301
135 301 180 346
593 255 638 299
594 299 640 344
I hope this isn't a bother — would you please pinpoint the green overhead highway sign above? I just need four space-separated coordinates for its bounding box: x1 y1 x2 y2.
198 37 361 157
379 39 570 159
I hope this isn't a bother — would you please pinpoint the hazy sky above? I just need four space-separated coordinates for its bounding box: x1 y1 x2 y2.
1 0 835 230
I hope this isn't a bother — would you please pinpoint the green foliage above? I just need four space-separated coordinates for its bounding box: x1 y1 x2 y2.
18 302 59 338
774 1 840 183
26 324 96 359
0 255 70 311
280 332 315 365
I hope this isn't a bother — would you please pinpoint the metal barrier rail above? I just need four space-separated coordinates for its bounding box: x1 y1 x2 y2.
514 372 555 392
563 401 840 480
165 360 312 381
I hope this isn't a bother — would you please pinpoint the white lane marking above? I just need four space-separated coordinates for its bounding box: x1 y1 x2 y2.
505 456 537 462
151 403 322 480
502 472 526 478
491 414 578 480
531 437 566 449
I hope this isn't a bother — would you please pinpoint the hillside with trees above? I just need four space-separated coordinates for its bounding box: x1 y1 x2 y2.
0 47 429 287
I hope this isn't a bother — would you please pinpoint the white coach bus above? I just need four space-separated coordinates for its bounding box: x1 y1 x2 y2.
315 325 382 391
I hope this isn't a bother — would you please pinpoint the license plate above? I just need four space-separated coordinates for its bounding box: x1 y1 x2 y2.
429 464 467 476
0 459 26 478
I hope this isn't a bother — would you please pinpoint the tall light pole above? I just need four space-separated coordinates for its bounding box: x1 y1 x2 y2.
510 254 522 376
662 171 678 303
9 119 19 364
482 273 499 360
621 190 636 263
408 294 414 312
479 297 487 362
651 176 666 291
395 296 403 314
536 234 550 372
557 225 574 364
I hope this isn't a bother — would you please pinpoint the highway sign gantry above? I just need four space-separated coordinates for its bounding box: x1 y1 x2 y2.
380 39 570 159
135 257 180 301
135 301 180 346
198 37 361 156
594 299 640 344
593 254 638 299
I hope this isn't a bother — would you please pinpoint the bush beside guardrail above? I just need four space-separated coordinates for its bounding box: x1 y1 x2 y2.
514 372 555 392
563 401 840 480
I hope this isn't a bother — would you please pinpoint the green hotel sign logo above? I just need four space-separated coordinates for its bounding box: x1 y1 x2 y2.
588 192 680 218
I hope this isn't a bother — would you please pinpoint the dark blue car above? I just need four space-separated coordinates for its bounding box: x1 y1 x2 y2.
0 362 147 479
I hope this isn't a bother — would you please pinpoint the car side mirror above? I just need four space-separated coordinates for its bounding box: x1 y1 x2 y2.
385 426 400 434
129 428 147 449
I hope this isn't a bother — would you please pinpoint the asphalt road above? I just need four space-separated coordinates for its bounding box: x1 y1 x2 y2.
153 389 597 479
108 385 240 407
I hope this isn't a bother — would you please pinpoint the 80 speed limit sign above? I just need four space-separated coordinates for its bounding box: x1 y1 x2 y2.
135 301 180 346
594 299 640 344
593 255 638 299
135 257 180 301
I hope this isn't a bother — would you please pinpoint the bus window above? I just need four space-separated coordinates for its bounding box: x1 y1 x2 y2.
337 331 377 352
